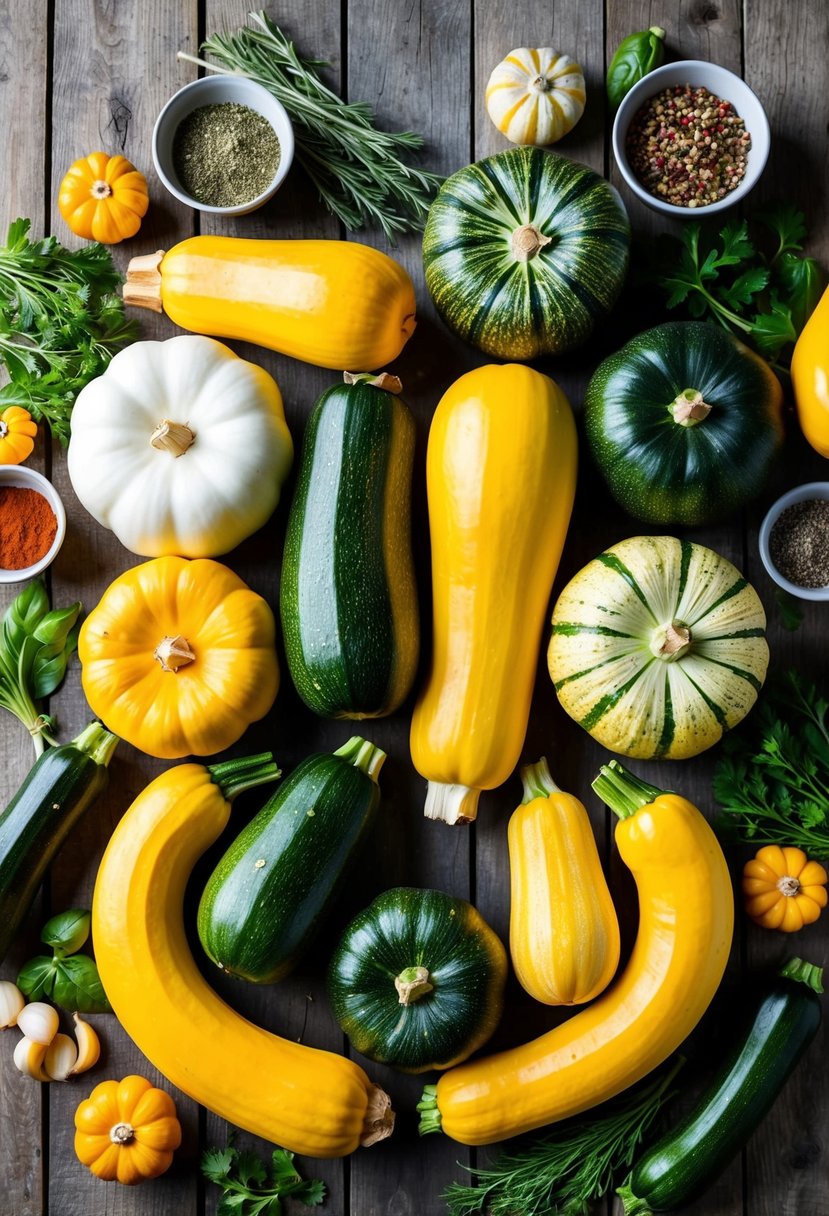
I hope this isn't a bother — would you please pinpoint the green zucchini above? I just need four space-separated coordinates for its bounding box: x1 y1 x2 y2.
618 958 824 1214
197 736 385 984
0 722 118 964
279 373 418 719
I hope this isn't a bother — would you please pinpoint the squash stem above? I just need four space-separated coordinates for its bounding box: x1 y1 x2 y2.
521 756 561 803
71 721 119 768
616 1185 654 1215
342 370 403 394
334 736 386 782
208 752 281 801
395 965 434 1005
424 781 480 825
592 759 665 820
779 956 824 994
416 1084 442 1136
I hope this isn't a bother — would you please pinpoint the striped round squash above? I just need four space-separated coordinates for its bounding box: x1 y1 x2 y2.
422 147 630 360
547 536 769 760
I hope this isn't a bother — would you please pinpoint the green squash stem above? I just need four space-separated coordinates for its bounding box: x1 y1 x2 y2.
616 1185 655 1215
510 223 552 262
207 752 281 801
334 735 386 782
72 721 119 767
342 370 403 394
779 956 824 993
394 965 434 1005
424 781 480 824
649 620 693 661
520 756 561 802
671 388 712 427
417 1083 442 1136
592 759 667 820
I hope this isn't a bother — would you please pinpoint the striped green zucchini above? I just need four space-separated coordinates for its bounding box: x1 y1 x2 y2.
280 373 418 719
422 147 630 359
547 536 769 760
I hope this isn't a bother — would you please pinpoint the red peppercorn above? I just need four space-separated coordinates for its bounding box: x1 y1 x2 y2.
656 156 665 168
680 116 690 126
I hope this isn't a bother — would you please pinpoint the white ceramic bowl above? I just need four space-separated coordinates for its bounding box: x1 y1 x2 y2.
758 482 829 602
0 465 66 584
152 75 295 216
612 60 770 217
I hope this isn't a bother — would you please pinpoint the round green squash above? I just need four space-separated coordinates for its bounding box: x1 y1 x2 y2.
422 146 630 359
328 887 507 1073
585 322 784 525
548 535 769 760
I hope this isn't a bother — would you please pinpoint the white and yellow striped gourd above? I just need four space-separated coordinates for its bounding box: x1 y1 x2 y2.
485 48 586 146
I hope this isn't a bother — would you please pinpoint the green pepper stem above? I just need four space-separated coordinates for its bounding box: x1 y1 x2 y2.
520 757 561 803
208 752 280 801
71 721 119 767
334 736 386 782
592 759 666 820
779 956 824 994
416 1084 442 1136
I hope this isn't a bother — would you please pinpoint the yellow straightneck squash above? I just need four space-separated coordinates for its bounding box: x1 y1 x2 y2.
409 364 577 824
92 756 394 1158
418 761 733 1144
509 758 620 1005
123 236 417 371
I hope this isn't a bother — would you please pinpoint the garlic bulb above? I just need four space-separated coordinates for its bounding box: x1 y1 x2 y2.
69 1013 101 1075
0 980 25 1028
13 1035 51 1081
45 1032 79 1081
17 1001 59 1045
486 48 586 146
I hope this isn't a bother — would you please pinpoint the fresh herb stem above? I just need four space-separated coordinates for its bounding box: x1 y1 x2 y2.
201 1141 325 1214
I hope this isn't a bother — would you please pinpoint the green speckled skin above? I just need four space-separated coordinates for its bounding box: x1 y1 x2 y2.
422 146 630 359
585 322 784 525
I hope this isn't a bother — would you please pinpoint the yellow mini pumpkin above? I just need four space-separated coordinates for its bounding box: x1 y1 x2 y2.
485 48 586 146
742 845 828 932
74 1075 181 1185
79 556 279 758
58 152 149 244
0 406 37 465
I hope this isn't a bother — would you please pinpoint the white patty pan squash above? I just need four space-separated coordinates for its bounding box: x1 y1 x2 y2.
67 335 294 557
486 48 586 146
548 536 769 760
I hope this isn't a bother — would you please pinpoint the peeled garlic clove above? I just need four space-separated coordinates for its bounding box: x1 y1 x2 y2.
44 1032 79 1081
69 1013 100 1075
13 1035 51 1081
17 1001 59 1045
0 980 25 1028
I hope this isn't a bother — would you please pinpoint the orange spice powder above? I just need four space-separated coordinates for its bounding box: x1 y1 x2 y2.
0 486 58 569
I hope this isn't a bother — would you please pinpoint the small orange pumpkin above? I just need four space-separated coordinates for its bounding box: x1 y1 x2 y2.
74 1075 181 1185
58 152 149 244
0 406 37 465
742 845 828 932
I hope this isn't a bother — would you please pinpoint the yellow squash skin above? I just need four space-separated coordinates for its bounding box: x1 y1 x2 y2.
425 771 733 1145
92 764 394 1158
128 236 417 371
409 364 577 823
509 758 620 1005
792 283 829 457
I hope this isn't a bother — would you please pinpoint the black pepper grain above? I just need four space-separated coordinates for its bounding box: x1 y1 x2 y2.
769 499 829 588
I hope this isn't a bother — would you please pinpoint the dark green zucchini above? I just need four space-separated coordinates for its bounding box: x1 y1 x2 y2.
0 722 118 964
279 373 419 719
197 736 385 984
618 957 824 1214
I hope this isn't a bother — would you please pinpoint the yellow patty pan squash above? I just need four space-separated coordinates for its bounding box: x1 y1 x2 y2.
79 556 279 758
74 1075 181 1184
58 152 149 244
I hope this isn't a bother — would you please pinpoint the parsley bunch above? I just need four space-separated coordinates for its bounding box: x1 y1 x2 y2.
645 202 824 370
201 1143 325 1216
0 218 137 444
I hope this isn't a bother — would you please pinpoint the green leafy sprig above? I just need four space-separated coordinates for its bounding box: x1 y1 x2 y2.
201 1142 325 1216
17 909 111 1014
644 202 824 370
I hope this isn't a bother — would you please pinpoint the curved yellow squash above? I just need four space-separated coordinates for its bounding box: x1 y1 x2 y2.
124 236 417 371
409 364 577 823
92 759 394 1158
419 761 733 1144
791 282 829 457
509 758 619 1005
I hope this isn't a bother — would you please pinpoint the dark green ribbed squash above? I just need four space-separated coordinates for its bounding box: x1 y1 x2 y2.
422 147 630 359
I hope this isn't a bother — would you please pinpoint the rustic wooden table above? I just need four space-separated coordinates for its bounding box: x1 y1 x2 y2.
1 1 827 1213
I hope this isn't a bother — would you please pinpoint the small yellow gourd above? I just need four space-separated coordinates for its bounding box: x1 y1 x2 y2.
58 152 149 244
74 1075 181 1184
509 758 620 1005
743 845 828 932
486 48 586 146
0 407 37 465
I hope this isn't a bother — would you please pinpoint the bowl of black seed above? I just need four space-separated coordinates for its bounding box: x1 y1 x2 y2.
153 75 294 215
759 483 829 601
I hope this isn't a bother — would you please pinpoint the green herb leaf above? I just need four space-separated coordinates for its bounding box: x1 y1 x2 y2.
774 588 804 632
749 298 798 357
719 266 769 309
776 252 825 332
16 955 56 1002
718 218 755 266
41 908 90 955
201 1143 326 1216
50 955 110 1013
755 201 807 257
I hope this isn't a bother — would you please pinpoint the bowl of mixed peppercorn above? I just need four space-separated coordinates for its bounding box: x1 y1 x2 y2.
612 60 770 216
759 483 829 602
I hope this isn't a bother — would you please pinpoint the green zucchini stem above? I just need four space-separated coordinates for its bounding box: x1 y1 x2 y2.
71 721 119 767
671 387 712 427
616 1184 655 1215
208 752 281 801
416 1083 442 1136
779 956 824 994
592 759 667 820
342 370 403 394
424 781 480 825
395 965 434 1005
334 736 386 782
521 757 561 803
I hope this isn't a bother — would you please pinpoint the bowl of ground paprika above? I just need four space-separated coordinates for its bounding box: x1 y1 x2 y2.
0 466 66 583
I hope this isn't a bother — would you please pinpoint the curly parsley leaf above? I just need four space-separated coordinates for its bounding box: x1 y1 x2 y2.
201 1143 326 1215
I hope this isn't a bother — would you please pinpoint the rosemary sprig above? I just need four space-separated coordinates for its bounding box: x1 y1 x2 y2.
178 11 442 241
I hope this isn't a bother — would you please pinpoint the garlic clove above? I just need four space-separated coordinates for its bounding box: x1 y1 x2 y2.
13 1034 51 1081
44 1032 79 1081
68 1013 101 1075
17 1001 59 1045
0 980 25 1028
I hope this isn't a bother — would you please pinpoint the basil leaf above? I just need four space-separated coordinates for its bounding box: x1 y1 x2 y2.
32 602 81 649
3 581 49 656
17 955 58 1001
41 908 90 955
50 955 111 1014
606 27 666 109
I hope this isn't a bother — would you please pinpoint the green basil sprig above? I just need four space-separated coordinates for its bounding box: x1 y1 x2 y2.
607 26 666 109
17 909 110 1014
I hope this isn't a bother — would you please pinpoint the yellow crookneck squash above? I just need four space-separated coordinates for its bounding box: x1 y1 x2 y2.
74 1075 181 1185
791 283 829 457
58 152 149 244
409 364 577 824
418 760 733 1145
92 756 394 1158
79 556 279 759
123 236 417 371
509 758 620 1006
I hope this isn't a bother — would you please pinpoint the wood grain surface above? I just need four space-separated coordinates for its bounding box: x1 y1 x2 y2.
0 1 827 1214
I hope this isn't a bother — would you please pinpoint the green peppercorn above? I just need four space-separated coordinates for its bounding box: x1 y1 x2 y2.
607 26 666 110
